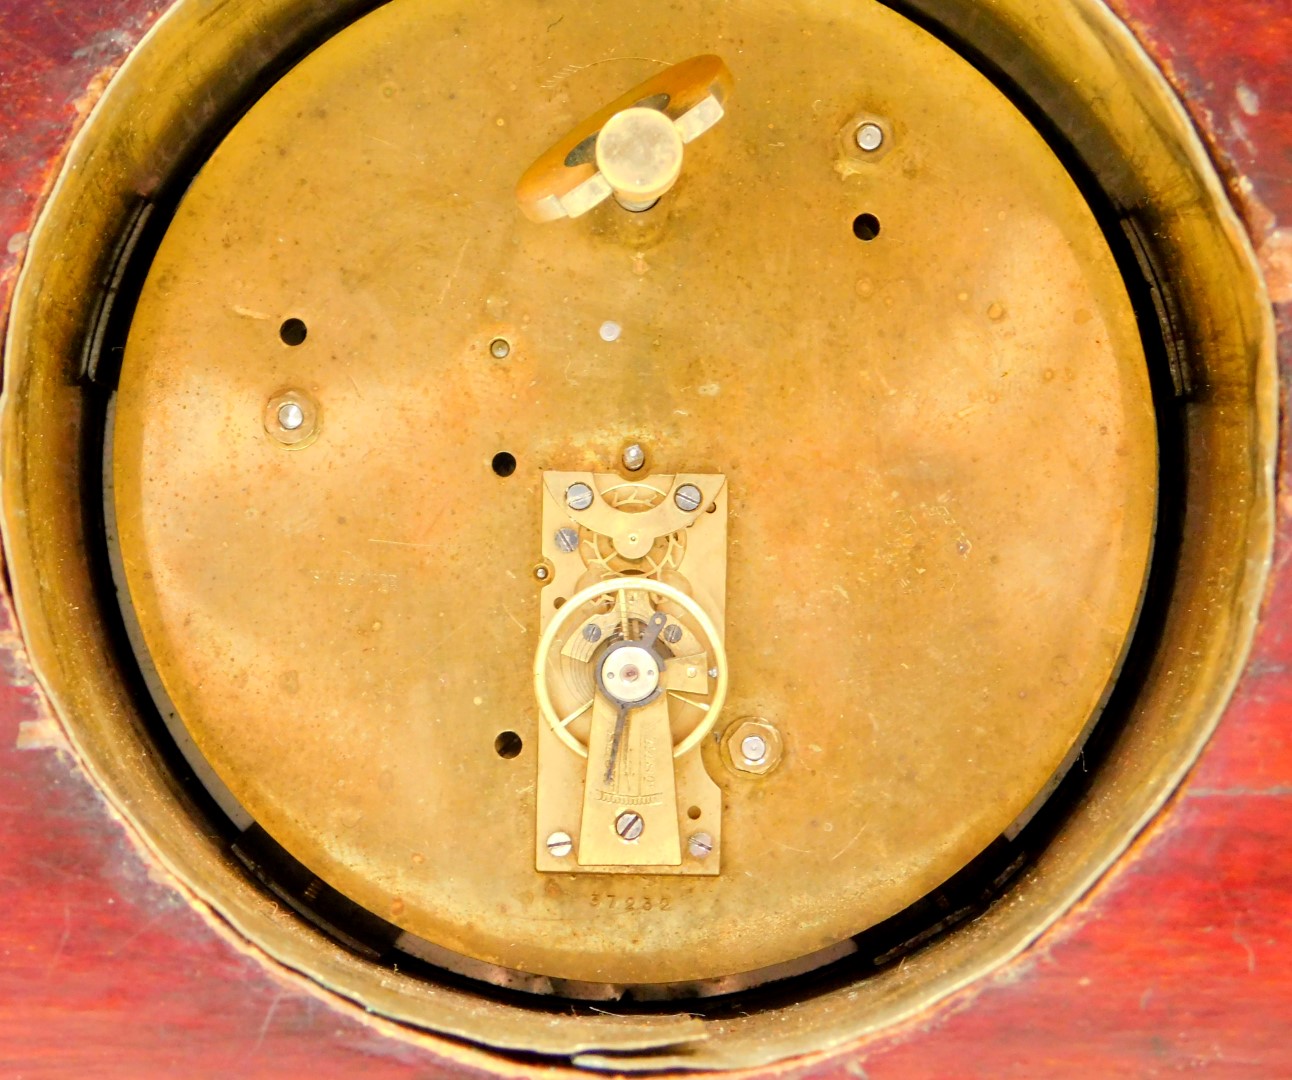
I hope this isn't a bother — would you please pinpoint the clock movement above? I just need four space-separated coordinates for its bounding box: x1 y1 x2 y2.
0 0 1274 1067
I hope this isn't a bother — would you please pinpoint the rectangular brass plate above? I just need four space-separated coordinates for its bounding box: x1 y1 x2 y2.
535 472 727 875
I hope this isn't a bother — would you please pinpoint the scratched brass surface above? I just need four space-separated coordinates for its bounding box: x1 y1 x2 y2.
109 0 1156 985
2 0 1275 1066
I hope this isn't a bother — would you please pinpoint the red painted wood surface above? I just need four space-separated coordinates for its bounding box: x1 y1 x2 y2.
1 1 1289 1075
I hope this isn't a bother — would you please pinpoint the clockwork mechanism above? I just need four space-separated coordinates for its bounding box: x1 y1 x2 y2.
1 0 1275 1066
103 13 1161 990
535 478 729 869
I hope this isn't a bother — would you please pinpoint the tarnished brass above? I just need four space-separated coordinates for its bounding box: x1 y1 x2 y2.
540 472 727 570
724 717 784 777
0 0 1276 1070
263 388 321 449
535 573 728 874
104 0 1159 988
516 55 734 221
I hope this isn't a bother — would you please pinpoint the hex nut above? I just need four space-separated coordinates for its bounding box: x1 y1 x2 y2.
264 389 320 449
724 717 783 776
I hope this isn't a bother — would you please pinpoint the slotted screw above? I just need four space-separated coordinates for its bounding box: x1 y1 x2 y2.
615 812 645 842
675 484 703 512
566 483 595 511
688 832 714 859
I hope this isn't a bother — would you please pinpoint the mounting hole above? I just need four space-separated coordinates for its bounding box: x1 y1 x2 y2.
687 806 702 820
852 213 881 241
553 597 567 609
491 451 517 477
279 317 308 346
494 731 523 759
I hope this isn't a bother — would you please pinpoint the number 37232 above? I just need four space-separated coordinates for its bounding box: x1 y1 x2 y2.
590 894 670 912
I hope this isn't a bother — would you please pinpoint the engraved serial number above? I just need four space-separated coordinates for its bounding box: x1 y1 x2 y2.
305 568 400 593
590 894 671 912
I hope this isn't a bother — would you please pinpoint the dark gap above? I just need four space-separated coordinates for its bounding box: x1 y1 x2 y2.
279 317 308 346
495 731 524 759
852 212 881 241
69 0 1191 1049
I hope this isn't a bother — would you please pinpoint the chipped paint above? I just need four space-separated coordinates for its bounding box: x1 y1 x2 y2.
1237 81 1261 117
1258 228 1292 305
15 716 71 752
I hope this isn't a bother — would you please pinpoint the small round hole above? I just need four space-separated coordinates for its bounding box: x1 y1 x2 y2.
279 318 308 346
687 806 702 820
492 452 517 477
494 731 523 759
554 597 567 609
852 213 881 241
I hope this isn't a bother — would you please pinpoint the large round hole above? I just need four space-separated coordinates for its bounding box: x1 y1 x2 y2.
494 731 523 759
279 317 308 346
852 212 881 241
491 451 516 477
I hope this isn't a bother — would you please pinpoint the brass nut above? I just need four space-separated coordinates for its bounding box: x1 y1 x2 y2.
263 388 320 449
724 718 782 776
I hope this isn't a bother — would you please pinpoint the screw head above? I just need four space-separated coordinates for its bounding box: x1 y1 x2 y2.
688 832 714 859
601 645 660 705
856 122 885 151
740 734 768 764
546 831 573 858
675 484 703 512
623 443 646 472
662 623 683 645
555 527 580 553
615 811 645 842
264 390 319 449
566 482 595 511
583 624 603 643
277 402 305 431
490 337 511 359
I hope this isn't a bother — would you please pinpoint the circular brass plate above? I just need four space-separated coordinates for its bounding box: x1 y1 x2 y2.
4 0 1275 1059
110 0 1156 986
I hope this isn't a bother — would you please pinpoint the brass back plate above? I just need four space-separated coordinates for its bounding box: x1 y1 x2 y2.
108 0 1156 987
